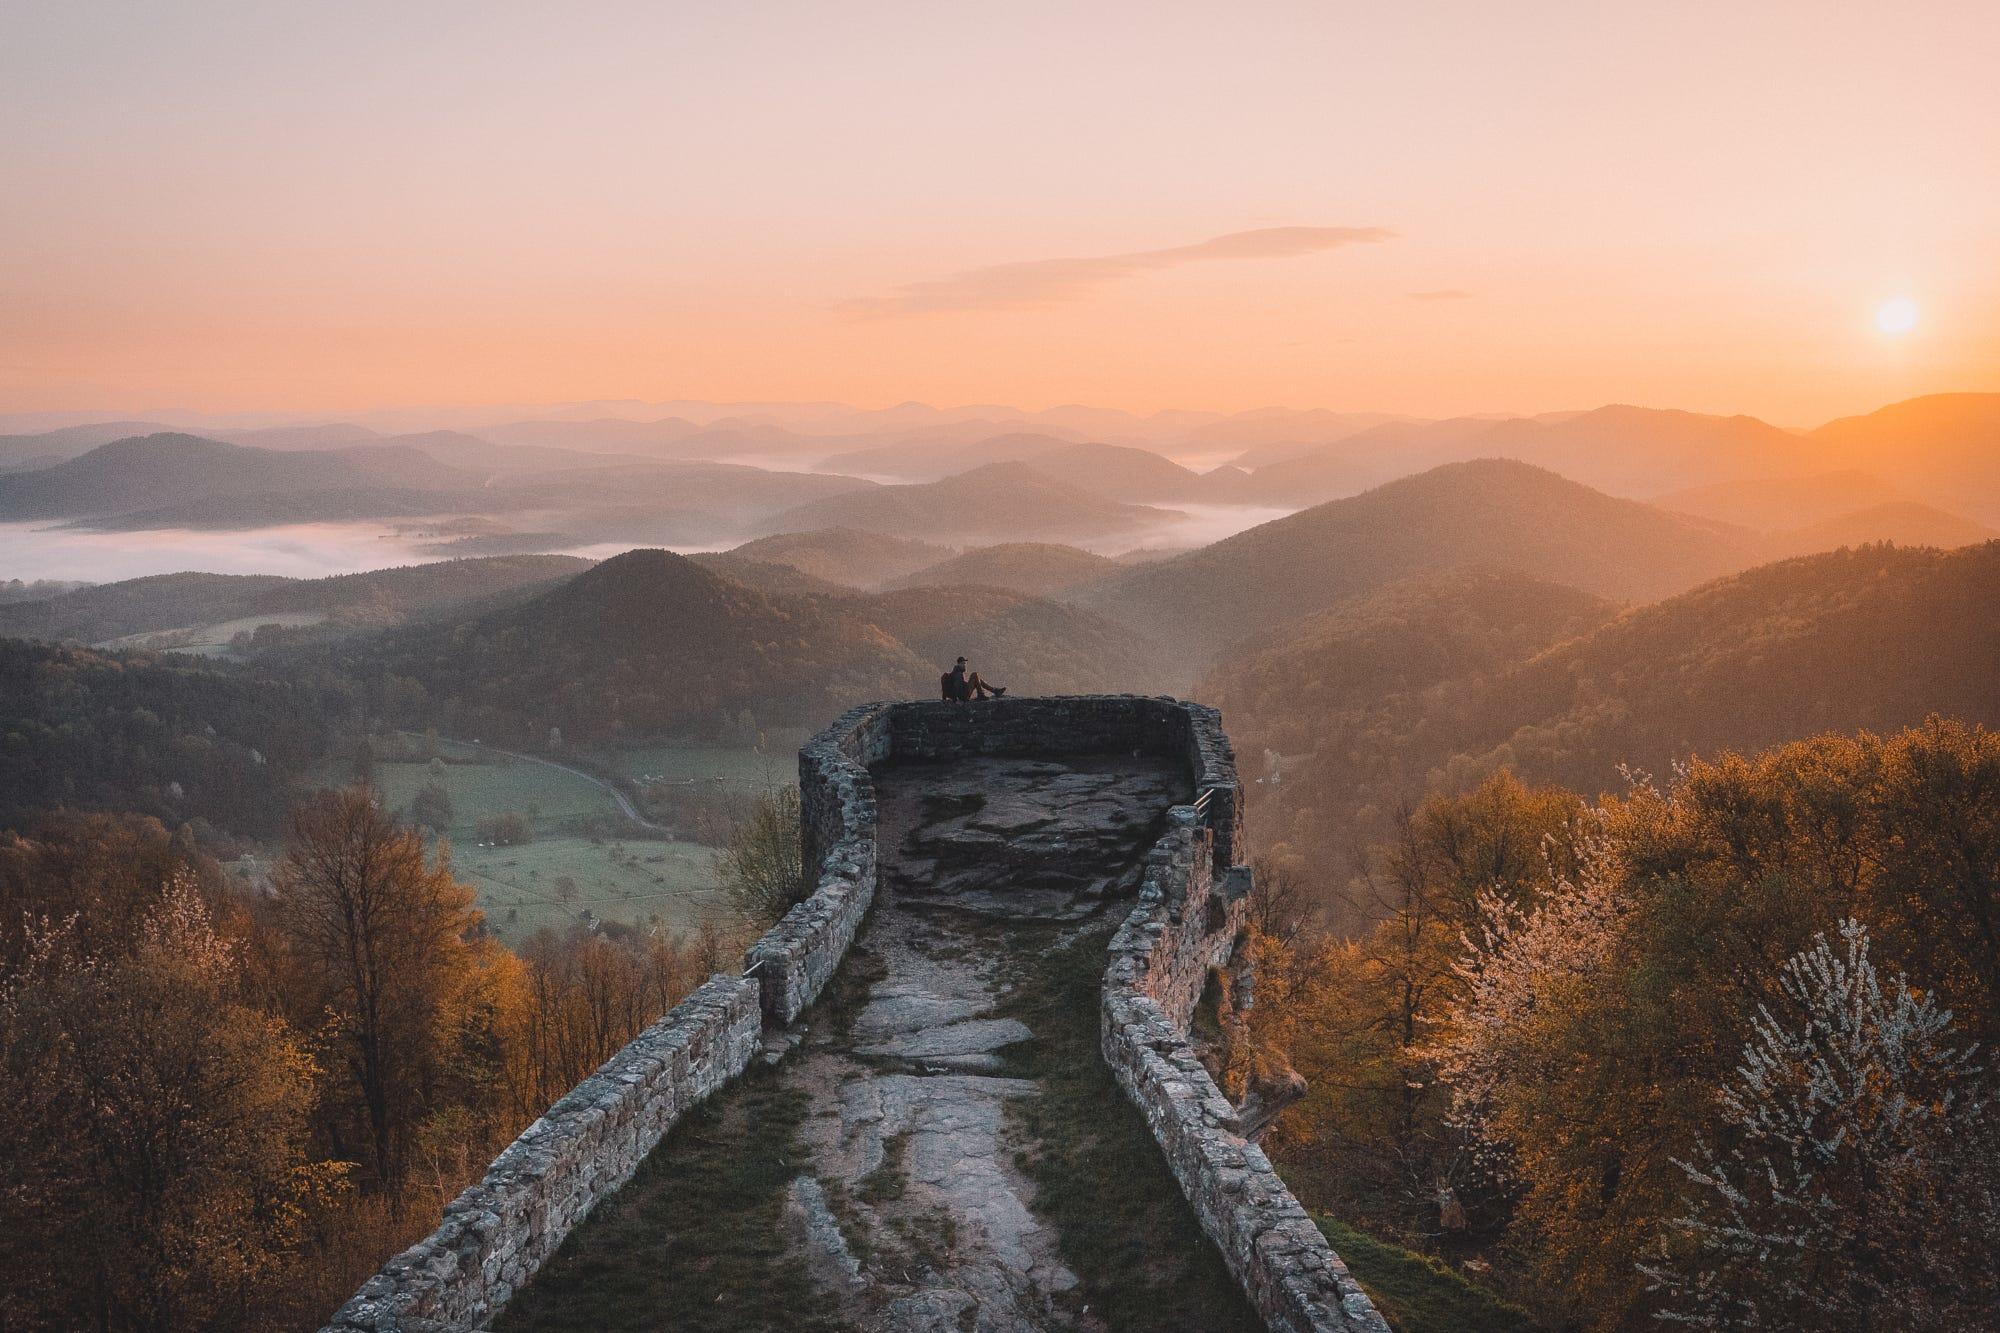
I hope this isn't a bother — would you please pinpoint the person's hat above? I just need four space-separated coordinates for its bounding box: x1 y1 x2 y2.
955 656 967 664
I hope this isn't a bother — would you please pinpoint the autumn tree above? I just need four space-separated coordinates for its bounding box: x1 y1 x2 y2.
0 875 342 1331
269 787 503 1187
1258 773 1582 1239
1426 721 2000 1325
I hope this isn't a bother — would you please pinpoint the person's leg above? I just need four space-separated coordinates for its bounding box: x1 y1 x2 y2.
969 673 1006 698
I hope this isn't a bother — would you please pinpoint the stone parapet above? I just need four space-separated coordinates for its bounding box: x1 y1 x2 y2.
323 695 1378 1333
321 974 761 1332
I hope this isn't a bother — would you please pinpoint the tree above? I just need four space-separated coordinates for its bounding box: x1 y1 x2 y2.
1256 773 1582 1240
0 875 343 1331
408 781 453 833
714 785 804 924
269 788 494 1186
1421 722 2000 1325
476 811 531 846
1643 921 2000 1329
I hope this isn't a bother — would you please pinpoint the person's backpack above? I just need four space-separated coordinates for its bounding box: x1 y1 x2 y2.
940 671 955 701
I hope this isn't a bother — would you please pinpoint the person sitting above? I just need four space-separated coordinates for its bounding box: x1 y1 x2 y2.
941 656 1005 701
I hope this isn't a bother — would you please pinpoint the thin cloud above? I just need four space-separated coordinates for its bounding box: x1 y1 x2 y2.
840 225 1395 317
1409 288 1472 301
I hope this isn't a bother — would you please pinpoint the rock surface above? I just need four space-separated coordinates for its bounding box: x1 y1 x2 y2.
780 755 1189 1330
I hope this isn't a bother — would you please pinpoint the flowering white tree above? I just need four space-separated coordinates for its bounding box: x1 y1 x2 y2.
1642 919 1998 1328
1425 815 1628 1175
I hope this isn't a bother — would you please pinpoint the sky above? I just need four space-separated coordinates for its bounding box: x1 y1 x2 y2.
2 0 1996 425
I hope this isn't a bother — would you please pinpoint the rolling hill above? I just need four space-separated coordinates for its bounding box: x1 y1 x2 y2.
815 431 1073 480
1763 501 1996 558
758 461 1185 545
1656 469 1908 529
0 433 482 523
708 528 954 589
0 555 591 645
1197 567 1616 760
1216 540 2000 912
886 542 1121 597
1218 541 2000 894
1228 406 1821 507
851 585 1165 696
363 550 931 742
1082 459 1762 663
1810 392 2000 522
1009 442 1210 502
0 637 347 835
350 549 1168 744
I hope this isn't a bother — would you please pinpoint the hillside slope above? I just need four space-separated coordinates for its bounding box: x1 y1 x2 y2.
0 555 591 644
712 528 954 588
1811 392 2000 521
0 433 480 522
852 586 1167 695
364 550 930 742
887 543 1121 597
1084 459 1760 662
0 639 344 834
761 461 1184 544
1224 542 2000 878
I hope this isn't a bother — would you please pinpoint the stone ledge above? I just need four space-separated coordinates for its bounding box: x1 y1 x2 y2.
321 973 761 1333
321 696 1382 1333
1101 803 1389 1333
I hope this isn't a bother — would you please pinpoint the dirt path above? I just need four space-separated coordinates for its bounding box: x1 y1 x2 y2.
498 755 1260 1333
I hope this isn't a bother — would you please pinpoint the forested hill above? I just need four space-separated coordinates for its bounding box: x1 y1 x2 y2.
0 432 476 521
1083 458 1761 662
1197 566 1617 758
0 639 350 835
0 555 592 644
345 549 1163 744
357 549 927 742
1223 540 2000 883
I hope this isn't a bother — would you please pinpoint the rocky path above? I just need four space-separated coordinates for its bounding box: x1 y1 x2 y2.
499 756 1260 1333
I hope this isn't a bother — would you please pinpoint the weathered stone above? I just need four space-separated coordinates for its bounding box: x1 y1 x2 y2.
324 697 1384 1333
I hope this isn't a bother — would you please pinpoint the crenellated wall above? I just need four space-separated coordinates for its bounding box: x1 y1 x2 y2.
323 696 1383 1333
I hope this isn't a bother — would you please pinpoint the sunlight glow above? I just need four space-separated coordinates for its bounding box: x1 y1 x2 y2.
1875 297 1919 336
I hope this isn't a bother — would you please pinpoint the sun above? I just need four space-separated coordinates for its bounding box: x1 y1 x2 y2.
1875 296 1918 335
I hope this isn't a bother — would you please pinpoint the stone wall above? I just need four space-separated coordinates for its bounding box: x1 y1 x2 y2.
324 695 1381 1333
1103 816 1389 1333
321 974 761 1332
748 701 892 1024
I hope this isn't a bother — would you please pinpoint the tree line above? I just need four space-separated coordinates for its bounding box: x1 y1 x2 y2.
0 790 756 1331
1250 718 2000 1328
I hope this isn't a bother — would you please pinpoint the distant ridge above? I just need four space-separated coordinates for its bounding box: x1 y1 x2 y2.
759 461 1184 545
1081 458 1762 661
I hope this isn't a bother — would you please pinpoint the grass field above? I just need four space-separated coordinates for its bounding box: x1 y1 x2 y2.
98 610 327 657
361 738 741 947
589 732 810 792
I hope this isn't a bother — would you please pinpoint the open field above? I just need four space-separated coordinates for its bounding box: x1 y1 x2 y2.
589 731 811 790
98 610 327 656
357 737 742 947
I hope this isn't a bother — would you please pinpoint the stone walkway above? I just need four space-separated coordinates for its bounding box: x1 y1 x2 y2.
498 756 1260 1333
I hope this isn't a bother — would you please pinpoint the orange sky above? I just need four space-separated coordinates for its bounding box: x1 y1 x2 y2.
2 2 1996 424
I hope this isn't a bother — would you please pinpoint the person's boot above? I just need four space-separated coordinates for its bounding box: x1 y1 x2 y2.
992 686 1007 696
